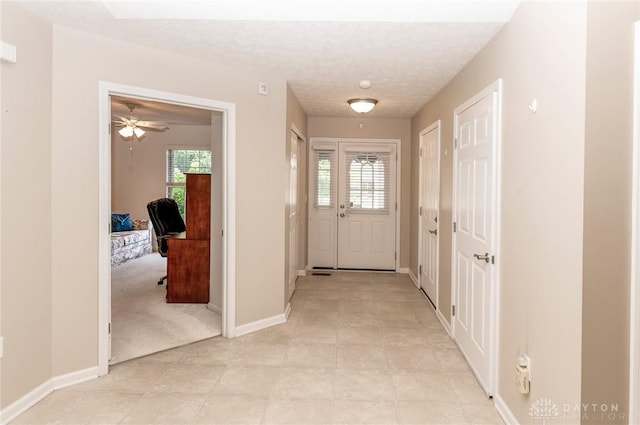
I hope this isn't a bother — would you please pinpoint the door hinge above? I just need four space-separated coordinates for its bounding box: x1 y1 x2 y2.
108 322 111 334
454 138 458 149
419 206 423 216
419 265 422 275
420 147 423 157
108 123 111 135
395 202 397 211
221 229 224 237
453 221 457 232
452 305 456 316
491 255 495 265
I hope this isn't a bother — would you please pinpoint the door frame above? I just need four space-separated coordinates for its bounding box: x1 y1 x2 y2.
307 137 401 271
450 79 503 396
629 20 640 425
287 124 305 300
98 81 237 375
417 120 441 308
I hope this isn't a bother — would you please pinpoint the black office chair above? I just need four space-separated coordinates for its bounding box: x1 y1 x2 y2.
147 198 186 285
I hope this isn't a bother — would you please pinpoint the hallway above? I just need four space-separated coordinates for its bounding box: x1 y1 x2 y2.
12 272 503 424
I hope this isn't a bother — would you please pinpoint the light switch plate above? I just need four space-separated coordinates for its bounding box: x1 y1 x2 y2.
0 41 17 64
257 81 268 96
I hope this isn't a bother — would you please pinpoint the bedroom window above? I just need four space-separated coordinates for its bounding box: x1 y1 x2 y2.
166 148 211 216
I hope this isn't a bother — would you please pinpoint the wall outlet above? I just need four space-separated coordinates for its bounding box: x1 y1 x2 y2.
516 364 530 394
516 353 531 394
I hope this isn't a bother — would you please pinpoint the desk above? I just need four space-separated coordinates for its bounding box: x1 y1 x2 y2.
166 232 210 303
165 173 211 304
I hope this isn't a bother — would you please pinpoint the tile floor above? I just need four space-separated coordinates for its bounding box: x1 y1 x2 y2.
12 272 504 425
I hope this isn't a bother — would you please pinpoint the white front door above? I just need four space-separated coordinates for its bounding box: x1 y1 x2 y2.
419 124 440 305
453 82 501 395
308 140 397 270
288 130 299 299
337 144 396 270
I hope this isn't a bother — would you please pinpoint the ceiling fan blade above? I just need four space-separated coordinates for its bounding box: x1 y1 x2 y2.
137 121 169 130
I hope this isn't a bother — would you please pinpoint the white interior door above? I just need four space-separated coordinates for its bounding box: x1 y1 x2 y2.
288 131 299 299
419 124 440 305
453 84 500 395
337 144 396 270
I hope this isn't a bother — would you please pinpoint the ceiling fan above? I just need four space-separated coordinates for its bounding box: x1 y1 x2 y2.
112 102 169 140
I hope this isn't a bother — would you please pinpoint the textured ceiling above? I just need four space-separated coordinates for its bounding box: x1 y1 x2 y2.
19 0 519 119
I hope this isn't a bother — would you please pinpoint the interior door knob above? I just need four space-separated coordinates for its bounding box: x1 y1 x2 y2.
473 253 490 263
428 229 438 236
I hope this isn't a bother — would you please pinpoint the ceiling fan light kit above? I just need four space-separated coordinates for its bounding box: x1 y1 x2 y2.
348 98 377 114
113 102 168 143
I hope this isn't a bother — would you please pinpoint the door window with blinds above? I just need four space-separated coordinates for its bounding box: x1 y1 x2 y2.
345 151 390 214
313 148 335 208
166 148 211 216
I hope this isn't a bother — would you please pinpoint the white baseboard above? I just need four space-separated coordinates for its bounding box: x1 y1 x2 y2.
297 269 306 277
284 302 292 320
1 366 98 425
397 267 410 274
494 394 519 425
234 311 288 337
436 309 453 336
1 379 52 425
207 302 222 315
407 269 419 287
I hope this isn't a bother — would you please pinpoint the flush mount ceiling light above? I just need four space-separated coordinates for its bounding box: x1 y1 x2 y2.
348 98 378 114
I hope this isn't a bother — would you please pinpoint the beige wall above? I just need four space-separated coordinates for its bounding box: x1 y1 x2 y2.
111 123 213 220
0 3 53 408
411 2 587 423
308 117 412 269
285 85 308 302
48 25 287 376
581 2 640 422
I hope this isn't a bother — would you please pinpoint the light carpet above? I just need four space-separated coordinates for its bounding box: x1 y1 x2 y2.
110 253 221 365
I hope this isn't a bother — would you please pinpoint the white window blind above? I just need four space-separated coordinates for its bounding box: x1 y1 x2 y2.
345 151 390 214
166 148 211 216
313 149 335 208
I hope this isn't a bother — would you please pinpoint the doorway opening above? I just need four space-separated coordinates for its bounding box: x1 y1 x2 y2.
109 96 222 365
98 82 236 375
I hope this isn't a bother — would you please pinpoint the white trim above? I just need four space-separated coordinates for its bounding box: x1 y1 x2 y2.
207 302 222 315
51 366 99 390
397 267 410 274
308 137 402 271
297 269 307 277
1 380 52 425
285 302 292 320
98 82 237 374
291 122 306 142
0 367 98 425
451 79 503 397
235 311 288 337
629 20 640 425
417 120 441 308
494 394 519 425
436 309 452 336
407 269 418 287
